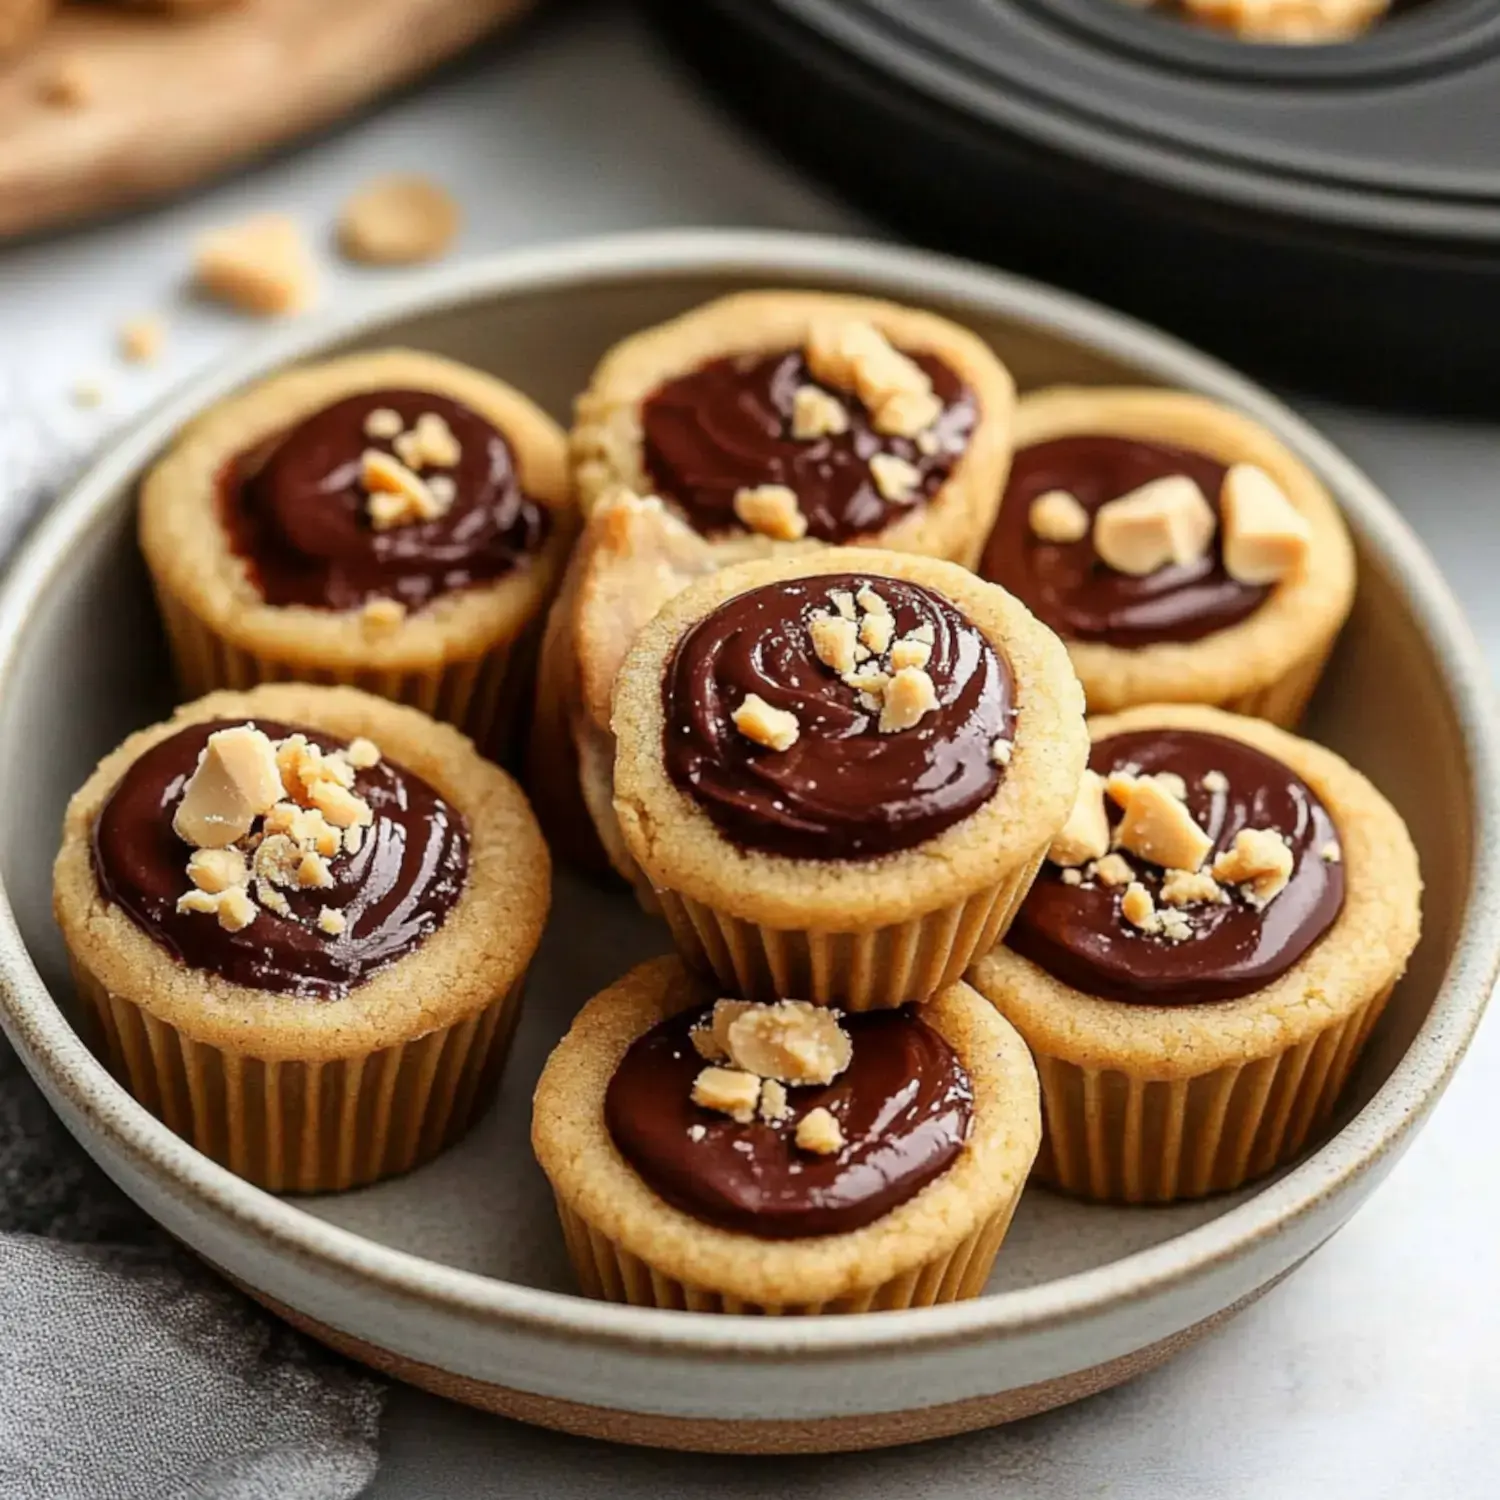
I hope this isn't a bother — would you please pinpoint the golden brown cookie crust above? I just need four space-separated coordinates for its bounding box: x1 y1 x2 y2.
139 348 575 675
53 683 550 1062
570 290 1016 568
968 703 1421 1078
531 958 1041 1308
611 548 1087 932
1008 388 1356 716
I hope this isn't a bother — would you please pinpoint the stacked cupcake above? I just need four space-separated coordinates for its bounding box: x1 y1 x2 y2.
48 287 1423 1319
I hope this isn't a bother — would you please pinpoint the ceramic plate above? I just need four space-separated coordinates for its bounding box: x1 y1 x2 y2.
0 231 1495 1454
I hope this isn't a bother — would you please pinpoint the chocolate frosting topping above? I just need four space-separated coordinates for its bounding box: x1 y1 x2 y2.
606 1004 973 1239
981 435 1270 647
221 389 549 612
1008 729 1344 1006
663 573 1015 861
641 350 976 544
92 719 469 1000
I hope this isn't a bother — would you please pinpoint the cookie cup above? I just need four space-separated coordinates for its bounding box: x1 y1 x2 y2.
532 959 1041 1314
612 549 1088 1010
139 349 576 754
968 704 1421 1204
52 683 550 1193
571 290 1016 568
1009 388 1355 725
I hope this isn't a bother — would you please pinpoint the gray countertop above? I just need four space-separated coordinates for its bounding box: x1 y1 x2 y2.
1 5 1496 1496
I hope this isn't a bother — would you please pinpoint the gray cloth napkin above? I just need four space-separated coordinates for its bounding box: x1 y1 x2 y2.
0 429 385 1500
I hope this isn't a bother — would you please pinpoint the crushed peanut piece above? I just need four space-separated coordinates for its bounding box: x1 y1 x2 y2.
195 215 316 317
118 317 164 367
253 833 302 888
890 634 932 672
297 851 335 889
344 825 365 857
691 1067 762 1125
991 736 1013 766
1202 770 1230 794
173 726 286 849
363 448 447 530
1116 777 1213 873
804 320 939 438
732 693 800 752
362 598 407 632
791 386 849 441
687 1124 707 1143
690 1000 752 1064
176 886 257 933
339 174 461 266
876 387 944 440
1154 772 1189 802
855 585 891 619
733 484 807 542
186 847 249 895
363 407 404 441
809 613 860 676
868 453 921 504
256 881 292 918
1105 771 1139 809
843 666 890 700
1093 476 1216 577
1213 828 1294 906
878 666 939 733
858 609 895 657
758 1079 791 1125
309 780 374 830
829 589 857 621
1030 490 1091 545
1159 909 1194 944
317 907 347 937
1091 853 1135 888
398 411 463 471
1121 882 1160 934
723 1002 852 1086
1322 841 1342 864
1061 868 1084 887
795 1106 845 1156
1160 869 1227 908
1221 464 1312 586
345 737 381 770
1049 769 1112 868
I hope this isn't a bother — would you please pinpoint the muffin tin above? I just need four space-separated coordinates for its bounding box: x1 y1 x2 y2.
647 0 1500 408
0 231 1495 1452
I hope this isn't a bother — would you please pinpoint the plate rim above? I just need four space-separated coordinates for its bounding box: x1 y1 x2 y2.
1 227 1496 1359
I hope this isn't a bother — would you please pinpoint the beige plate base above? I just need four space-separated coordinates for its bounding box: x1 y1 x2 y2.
0 0 535 240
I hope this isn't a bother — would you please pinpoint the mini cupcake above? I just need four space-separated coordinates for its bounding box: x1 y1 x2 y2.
53 684 550 1193
140 349 575 755
611 549 1087 1009
979 388 1356 726
571 291 1016 568
532 958 1040 1314
968 703 1421 1203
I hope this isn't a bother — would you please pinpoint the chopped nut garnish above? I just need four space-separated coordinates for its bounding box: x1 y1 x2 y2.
1091 852 1135 888
723 1001 852 1086
843 666 890 701
363 449 446 530
809 613 860 676
1121 881 1160 934
363 407 404 440
733 484 808 542
177 886 257 933
1049 769 1111 868
829 589 857 621
687 1124 707 1143
309 780 374 830
1061 868 1084 887
1116 777 1213 873
362 598 407 632
758 1079 791 1124
1160 869 1227 908
791 385 849 441
318 907 347 937
692 1067 762 1125
195 215 316 318
428 476 457 509
795 1107 845 1156
344 825 365 857
732 693 800 752
337 173 461 266
1213 828 1294 906
257 882 292 918
855 585 891 619
858 609 895 657
876 388 944 440
1202 770 1230 794
1221 464 1312 585
297 851 335 889
690 1000 752 1064
1159 909 1194 944
1322 841 1342 864
118 317 164 367
186 847 249 895
890 634 933 672
804 320 940 439
1105 771 1139 809
1154 772 1189 802
1029 490 1090 545
990 736 1013 766
253 833 302 889
1093 476 1216 577
173 726 286 849
345 737 381 771
395 411 463 471
878 666 939 733
868 453 921 504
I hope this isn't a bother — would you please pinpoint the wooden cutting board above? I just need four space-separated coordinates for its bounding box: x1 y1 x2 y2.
0 0 536 241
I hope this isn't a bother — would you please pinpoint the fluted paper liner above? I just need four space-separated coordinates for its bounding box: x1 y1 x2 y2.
655 845 1047 1010
155 585 528 759
1031 982 1394 1204
71 952 526 1193
554 1190 1022 1315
